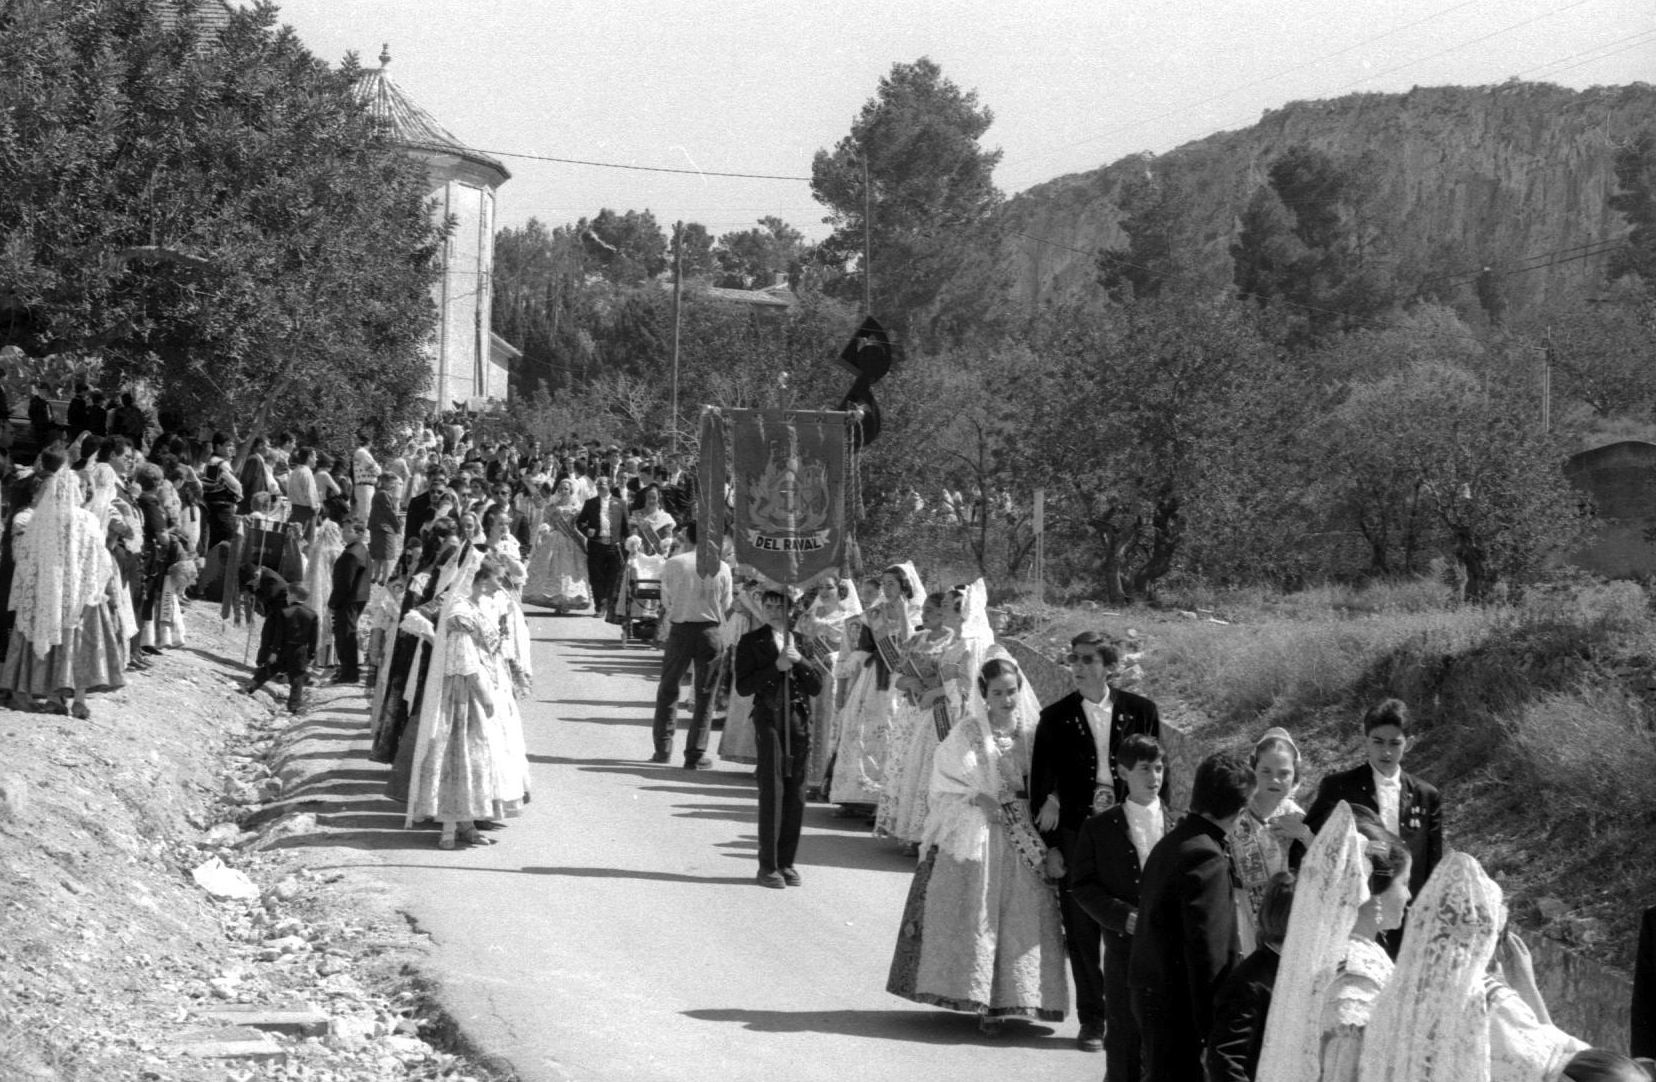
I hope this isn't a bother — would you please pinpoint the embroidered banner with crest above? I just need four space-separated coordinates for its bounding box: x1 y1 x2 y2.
697 407 851 586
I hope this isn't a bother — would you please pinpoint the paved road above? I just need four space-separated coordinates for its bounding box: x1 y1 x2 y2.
331 608 1092 1082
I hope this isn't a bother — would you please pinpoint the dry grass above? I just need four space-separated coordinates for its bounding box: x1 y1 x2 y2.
1503 684 1656 827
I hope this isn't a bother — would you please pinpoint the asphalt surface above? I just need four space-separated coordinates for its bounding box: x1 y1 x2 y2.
338 608 1092 1082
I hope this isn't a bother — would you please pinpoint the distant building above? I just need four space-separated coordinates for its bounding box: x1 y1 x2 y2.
1564 440 1656 579
351 47 514 409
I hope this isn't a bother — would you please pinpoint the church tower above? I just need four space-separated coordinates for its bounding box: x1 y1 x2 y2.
351 47 513 408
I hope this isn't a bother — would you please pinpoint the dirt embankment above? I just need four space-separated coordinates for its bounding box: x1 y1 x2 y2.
0 611 507 1081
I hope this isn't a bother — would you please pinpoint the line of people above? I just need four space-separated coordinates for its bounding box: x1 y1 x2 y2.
677 550 1647 1081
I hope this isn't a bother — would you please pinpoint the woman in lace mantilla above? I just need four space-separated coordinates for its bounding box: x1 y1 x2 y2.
886 654 1068 1029
829 562 923 809
404 552 527 848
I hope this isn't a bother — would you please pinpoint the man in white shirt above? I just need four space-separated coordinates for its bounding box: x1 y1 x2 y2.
650 521 732 768
351 431 380 521
286 447 319 535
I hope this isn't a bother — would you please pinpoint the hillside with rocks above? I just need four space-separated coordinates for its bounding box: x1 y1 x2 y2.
957 81 1653 324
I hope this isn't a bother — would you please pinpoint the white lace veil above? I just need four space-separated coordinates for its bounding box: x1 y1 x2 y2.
85 462 119 527
886 560 925 626
1257 801 1372 1082
11 468 110 658
404 545 485 827
957 578 993 644
1359 852 1503 1082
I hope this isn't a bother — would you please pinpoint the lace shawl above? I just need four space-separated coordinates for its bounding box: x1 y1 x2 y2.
404 548 488 826
10 470 111 657
1256 801 1371 1082
919 656 1038 864
1359 852 1503 1082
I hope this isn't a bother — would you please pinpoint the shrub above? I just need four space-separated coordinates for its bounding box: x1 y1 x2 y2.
1502 684 1656 828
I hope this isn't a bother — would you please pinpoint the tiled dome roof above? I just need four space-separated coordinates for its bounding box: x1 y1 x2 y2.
350 46 509 182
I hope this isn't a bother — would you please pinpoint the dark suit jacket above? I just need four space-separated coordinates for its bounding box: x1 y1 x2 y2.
575 494 631 546
275 602 319 672
368 491 402 559
1127 812 1240 1040
329 540 371 611
1069 803 1166 937
403 490 439 545
735 624 822 734
1205 946 1281 1082
1030 687 1165 852
1302 763 1443 898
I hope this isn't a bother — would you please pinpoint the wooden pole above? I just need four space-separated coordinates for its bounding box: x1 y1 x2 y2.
671 221 684 454
862 156 873 316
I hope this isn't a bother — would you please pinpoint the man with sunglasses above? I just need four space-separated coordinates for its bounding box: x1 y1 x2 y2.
1030 631 1166 1054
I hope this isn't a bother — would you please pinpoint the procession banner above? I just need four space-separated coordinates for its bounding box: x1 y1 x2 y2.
728 409 850 587
695 406 726 579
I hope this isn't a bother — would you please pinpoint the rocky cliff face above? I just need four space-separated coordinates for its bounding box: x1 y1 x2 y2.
981 82 1654 321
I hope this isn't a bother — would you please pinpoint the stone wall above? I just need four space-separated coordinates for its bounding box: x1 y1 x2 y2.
1001 635 1635 1051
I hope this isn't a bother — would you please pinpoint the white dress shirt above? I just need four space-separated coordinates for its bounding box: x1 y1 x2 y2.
1123 798 1164 869
1081 689 1115 782
1372 766 1403 834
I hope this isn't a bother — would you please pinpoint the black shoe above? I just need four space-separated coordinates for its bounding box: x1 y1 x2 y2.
684 757 716 770
756 871 786 889
141 645 163 656
648 751 671 764
779 867 801 887
330 675 360 686
1076 1023 1105 1052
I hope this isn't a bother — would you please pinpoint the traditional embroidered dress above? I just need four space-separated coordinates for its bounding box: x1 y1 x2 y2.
1229 795 1305 954
886 660 1068 1022
524 490 589 610
1319 936 1395 1082
405 566 525 827
0 470 127 699
304 519 342 668
885 580 992 845
874 624 954 842
627 507 676 558
796 582 860 793
829 562 923 806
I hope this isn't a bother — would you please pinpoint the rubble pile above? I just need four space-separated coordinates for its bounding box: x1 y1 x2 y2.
0 614 510 1081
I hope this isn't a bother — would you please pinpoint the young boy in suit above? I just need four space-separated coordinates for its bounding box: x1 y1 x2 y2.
1302 697 1443 955
1069 734 1169 1082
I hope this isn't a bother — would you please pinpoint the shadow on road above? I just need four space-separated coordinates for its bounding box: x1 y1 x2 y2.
681 1008 1064 1047
712 829 915 874
519 865 757 885
551 699 656 709
674 803 757 825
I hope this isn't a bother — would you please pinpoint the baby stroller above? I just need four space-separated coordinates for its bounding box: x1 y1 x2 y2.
619 551 666 646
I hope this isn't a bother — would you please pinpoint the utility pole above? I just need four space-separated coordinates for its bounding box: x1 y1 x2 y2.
862 154 873 316
671 221 683 454
1541 326 1554 434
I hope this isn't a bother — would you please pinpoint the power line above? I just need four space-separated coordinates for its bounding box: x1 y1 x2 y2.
1318 0 1601 96
1505 27 1656 80
1021 0 1492 167
472 148 810 182
1012 0 1614 186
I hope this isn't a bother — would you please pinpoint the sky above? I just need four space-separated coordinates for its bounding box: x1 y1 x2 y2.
267 0 1653 242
